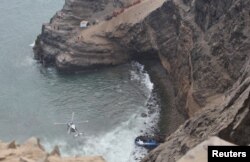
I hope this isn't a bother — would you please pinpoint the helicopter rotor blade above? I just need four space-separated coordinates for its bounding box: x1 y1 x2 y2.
67 127 71 134
71 112 75 122
54 122 67 125
75 120 88 124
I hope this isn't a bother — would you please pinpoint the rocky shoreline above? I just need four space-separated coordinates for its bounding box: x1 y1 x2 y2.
33 0 250 162
0 137 106 162
139 59 187 136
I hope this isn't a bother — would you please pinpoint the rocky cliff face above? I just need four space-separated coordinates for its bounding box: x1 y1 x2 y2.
34 0 250 161
34 0 138 70
177 136 235 162
142 64 250 162
0 137 106 162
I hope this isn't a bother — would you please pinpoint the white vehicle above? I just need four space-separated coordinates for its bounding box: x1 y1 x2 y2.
54 112 88 137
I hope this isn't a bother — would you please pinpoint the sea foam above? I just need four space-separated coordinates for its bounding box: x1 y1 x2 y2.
42 61 159 162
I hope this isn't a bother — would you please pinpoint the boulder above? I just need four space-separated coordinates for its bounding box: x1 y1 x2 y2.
49 145 60 157
7 141 16 149
0 139 106 162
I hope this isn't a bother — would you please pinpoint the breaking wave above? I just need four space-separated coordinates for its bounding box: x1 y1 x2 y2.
130 61 154 92
42 61 160 162
29 41 35 47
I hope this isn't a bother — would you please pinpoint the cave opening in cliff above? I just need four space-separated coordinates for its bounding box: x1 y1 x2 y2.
131 49 160 63
130 49 187 136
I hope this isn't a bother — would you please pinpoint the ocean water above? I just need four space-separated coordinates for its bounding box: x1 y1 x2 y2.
0 1 159 162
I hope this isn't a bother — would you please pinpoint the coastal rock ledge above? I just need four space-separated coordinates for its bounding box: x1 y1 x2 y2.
0 137 106 162
34 0 250 162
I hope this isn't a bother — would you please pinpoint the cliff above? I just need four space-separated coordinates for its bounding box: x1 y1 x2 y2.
0 137 106 162
142 64 250 162
177 136 235 162
34 0 250 161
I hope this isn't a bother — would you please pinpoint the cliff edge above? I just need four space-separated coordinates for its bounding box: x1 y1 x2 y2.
34 0 250 161
0 137 106 162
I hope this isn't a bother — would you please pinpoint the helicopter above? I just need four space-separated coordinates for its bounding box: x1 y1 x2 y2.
54 112 88 137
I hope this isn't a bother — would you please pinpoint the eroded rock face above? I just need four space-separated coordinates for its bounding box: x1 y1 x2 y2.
177 136 235 162
0 137 106 162
142 64 250 162
34 0 250 115
34 0 139 70
34 0 250 161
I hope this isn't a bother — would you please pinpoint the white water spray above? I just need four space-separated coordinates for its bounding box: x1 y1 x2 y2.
42 61 160 162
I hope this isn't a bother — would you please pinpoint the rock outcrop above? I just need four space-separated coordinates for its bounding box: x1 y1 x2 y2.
34 0 250 161
141 66 250 162
34 0 141 70
34 0 250 115
176 136 235 162
0 137 106 162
